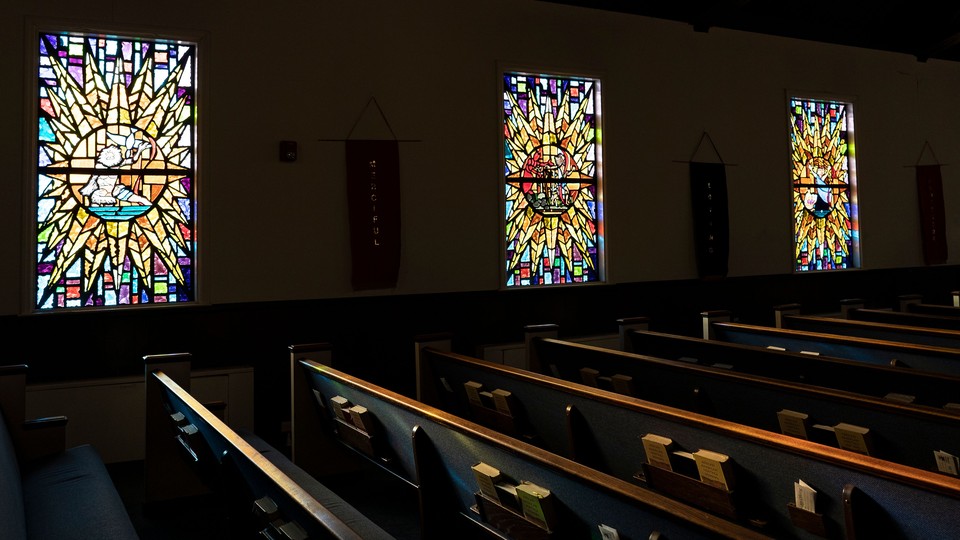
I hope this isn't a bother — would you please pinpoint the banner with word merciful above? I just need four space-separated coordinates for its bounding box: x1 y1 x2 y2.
345 139 401 290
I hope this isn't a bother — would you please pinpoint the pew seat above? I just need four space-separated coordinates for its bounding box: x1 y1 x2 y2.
1 364 138 540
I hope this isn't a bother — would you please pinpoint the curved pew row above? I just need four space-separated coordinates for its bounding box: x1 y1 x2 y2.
843 298 960 332
525 330 960 475
851 308 960 331
702 310 960 377
620 326 960 410
896 293 960 318
145 354 397 540
414 342 960 540
291 355 770 540
905 302 960 318
774 304 960 349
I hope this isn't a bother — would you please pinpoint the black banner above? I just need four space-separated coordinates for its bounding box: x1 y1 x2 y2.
689 161 729 279
345 140 401 290
916 164 947 265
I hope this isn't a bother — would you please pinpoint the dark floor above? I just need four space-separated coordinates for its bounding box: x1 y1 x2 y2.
107 460 231 539
107 458 421 539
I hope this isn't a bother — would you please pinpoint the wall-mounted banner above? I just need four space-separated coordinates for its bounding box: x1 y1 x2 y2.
345 140 401 290
916 164 947 265
689 161 730 279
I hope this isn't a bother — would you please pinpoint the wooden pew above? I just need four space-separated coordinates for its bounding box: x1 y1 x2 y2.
522 329 960 474
703 310 960 377
903 302 960 318
146 353 397 540
621 326 960 409
771 303 960 352
291 352 771 540
894 294 960 318
849 308 960 331
415 341 960 540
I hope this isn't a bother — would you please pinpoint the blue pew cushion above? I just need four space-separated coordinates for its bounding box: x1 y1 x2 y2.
21 444 138 540
0 414 27 540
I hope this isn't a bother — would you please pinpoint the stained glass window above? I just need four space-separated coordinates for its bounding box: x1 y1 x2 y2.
503 71 603 287
789 97 860 272
34 31 197 310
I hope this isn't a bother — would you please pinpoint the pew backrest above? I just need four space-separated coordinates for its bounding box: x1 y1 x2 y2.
624 328 960 409
705 316 960 377
850 307 960 331
529 335 960 474
782 313 960 350
903 302 960 318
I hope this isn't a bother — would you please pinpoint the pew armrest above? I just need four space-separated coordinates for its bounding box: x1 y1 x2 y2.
18 415 68 461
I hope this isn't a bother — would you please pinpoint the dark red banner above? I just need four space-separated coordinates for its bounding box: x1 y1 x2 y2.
345 140 401 290
916 164 948 265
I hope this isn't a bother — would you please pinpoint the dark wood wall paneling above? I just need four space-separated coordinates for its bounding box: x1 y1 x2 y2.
13 264 959 449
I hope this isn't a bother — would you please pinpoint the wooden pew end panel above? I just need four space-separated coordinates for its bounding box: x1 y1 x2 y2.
842 484 908 540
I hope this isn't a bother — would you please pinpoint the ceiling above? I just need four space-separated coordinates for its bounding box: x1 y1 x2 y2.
540 1 960 63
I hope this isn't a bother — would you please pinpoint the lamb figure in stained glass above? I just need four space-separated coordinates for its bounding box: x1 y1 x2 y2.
80 130 153 207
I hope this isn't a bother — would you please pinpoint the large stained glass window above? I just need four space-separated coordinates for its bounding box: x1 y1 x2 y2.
34 31 197 310
503 71 603 287
789 96 860 272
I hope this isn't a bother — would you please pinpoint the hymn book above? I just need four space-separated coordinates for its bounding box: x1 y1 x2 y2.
515 481 558 532
579 367 600 387
464 381 484 406
693 449 736 491
471 462 502 500
777 409 810 439
610 374 635 396
491 389 516 416
347 405 373 433
833 423 873 455
329 396 351 422
641 433 676 471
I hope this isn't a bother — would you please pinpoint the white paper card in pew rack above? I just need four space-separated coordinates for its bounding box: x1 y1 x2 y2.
598 524 621 540
794 479 817 512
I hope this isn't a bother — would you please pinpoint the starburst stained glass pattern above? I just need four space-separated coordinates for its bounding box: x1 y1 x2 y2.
789 97 860 272
503 72 603 287
35 32 196 310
